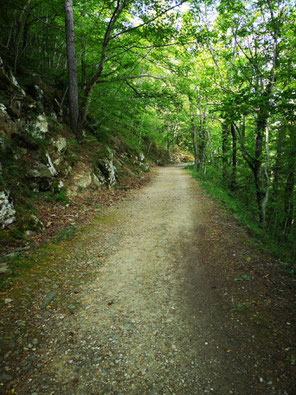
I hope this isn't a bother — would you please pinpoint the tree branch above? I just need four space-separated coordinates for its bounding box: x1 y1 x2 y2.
97 74 164 83
110 0 188 40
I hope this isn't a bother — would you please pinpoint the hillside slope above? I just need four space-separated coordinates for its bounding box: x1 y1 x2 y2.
0 57 170 258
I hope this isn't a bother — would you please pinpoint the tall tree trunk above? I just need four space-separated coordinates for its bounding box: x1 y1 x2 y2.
268 126 286 234
272 127 286 200
262 123 270 232
222 122 229 183
252 102 269 224
79 0 126 130
230 123 237 191
197 111 206 171
283 130 296 235
189 101 198 168
167 109 171 157
192 121 198 169
64 0 81 140
13 0 32 73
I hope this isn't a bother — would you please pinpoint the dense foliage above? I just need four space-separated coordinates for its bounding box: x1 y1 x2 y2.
0 0 296 261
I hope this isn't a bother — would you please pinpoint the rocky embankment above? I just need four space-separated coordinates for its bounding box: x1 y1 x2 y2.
0 56 157 261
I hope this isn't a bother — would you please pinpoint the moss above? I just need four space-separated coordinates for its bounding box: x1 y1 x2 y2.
0 227 25 245
93 214 117 225
0 92 9 106
53 188 70 203
55 225 77 242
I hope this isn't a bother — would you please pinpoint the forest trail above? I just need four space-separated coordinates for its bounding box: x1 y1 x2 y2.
2 166 294 394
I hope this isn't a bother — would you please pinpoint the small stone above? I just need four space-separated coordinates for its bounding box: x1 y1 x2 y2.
24 230 37 237
7 342 16 350
0 373 12 382
5 298 13 304
3 252 18 259
32 338 39 345
0 263 9 273
41 291 57 309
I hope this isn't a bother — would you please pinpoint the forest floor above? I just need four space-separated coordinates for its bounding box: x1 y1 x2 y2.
0 165 295 394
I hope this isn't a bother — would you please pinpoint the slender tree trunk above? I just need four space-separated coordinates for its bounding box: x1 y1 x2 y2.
230 123 237 191
283 130 296 235
192 122 198 169
271 125 286 203
167 109 171 157
262 123 270 232
13 0 32 73
253 104 269 224
197 111 206 171
78 0 126 129
268 126 286 234
222 122 229 183
189 101 198 168
64 0 81 140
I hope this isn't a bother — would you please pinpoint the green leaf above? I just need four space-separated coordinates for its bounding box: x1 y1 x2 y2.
241 274 250 281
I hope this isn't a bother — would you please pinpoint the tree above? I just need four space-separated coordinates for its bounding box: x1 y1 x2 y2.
64 0 80 140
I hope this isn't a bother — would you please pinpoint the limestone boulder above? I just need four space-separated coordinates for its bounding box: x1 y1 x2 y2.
96 158 117 187
27 153 58 191
50 136 67 167
95 147 117 188
22 214 45 237
67 165 102 197
0 104 16 140
28 114 48 139
134 152 149 172
0 190 16 229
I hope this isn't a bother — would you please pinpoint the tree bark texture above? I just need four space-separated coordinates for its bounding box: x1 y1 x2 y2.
189 101 198 168
64 0 81 140
79 1 126 129
230 123 237 191
222 122 229 183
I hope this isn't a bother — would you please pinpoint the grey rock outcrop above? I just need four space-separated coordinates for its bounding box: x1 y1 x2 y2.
23 214 45 237
0 190 16 229
28 114 48 139
95 148 117 188
67 165 102 197
96 159 117 187
134 152 149 172
0 262 10 274
50 136 67 167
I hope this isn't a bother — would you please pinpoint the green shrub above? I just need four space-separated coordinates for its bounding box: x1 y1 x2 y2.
54 188 70 204
56 225 77 242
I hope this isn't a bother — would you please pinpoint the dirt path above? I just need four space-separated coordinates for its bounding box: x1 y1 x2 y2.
1 166 295 394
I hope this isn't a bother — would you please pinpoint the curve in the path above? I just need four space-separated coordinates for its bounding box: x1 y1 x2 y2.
13 166 269 394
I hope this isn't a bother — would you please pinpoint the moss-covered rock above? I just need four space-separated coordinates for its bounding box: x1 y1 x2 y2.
0 190 16 229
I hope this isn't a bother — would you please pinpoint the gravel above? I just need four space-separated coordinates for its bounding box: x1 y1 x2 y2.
0 166 289 394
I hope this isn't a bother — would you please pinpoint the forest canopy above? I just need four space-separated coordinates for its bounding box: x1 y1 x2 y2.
1 0 296 260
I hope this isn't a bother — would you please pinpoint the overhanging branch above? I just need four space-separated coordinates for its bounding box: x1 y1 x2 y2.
97 74 165 83
110 0 189 40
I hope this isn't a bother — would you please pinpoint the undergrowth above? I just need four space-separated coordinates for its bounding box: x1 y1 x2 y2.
186 165 294 265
